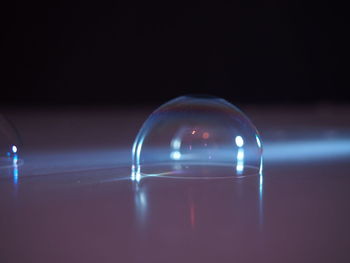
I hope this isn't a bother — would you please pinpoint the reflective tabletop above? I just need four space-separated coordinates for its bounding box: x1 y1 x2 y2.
1 106 350 263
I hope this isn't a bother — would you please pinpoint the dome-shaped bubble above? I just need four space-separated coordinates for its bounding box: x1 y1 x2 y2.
131 95 263 181
0 114 21 168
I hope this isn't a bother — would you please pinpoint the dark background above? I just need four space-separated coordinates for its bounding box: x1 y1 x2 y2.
2 1 349 106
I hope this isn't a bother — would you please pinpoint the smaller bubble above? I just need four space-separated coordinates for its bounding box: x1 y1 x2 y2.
0 114 22 168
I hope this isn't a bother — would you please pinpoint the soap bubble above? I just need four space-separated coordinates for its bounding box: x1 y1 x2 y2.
131 95 262 181
0 114 21 168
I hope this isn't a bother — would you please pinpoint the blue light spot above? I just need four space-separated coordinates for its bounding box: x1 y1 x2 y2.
13 154 18 164
237 149 244 160
13 165 18 185
170 151 181 160
236 148 244 174
135 171 141 183
171 138 181 150
13 154 19 185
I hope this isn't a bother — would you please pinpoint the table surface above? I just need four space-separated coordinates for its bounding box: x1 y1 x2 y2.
1 105 350 263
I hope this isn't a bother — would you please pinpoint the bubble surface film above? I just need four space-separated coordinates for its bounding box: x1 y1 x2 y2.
131 95 262 181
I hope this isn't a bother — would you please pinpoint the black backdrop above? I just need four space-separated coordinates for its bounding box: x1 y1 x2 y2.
2 1 348 106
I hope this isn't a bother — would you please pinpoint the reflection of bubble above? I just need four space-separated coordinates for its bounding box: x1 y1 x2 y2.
131 95 263 181
0 114 22 168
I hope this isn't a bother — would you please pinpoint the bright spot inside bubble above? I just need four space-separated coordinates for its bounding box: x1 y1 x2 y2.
12 145 17 153
235 135 244 147
131 95 263 181
170 151 181 160
202 132 210 139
